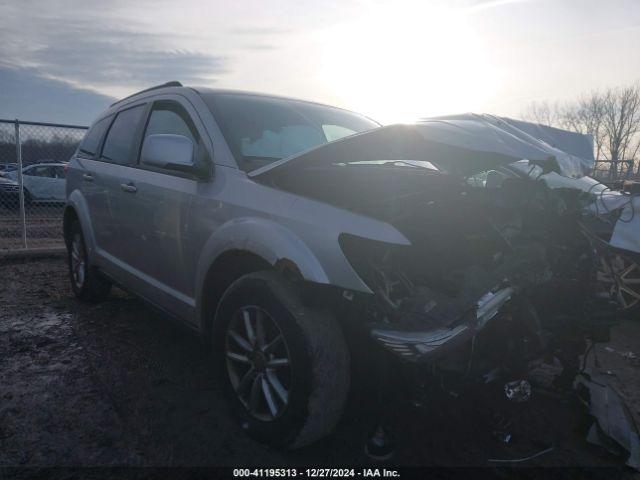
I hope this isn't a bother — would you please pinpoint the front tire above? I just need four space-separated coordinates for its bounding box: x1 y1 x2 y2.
596 251 640 315
215 271 350 448
67 221 111 302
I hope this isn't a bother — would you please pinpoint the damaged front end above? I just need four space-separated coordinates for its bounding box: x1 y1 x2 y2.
252 118 620 386
338 177 617 391
253 116 631 461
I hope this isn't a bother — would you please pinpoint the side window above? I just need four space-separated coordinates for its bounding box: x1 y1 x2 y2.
79 116 112 157
101 105 146 165
143 101 200 147
25 166 53 177
54 166 67 179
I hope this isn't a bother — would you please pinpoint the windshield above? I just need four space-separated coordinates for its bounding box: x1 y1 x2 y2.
204 93 380 172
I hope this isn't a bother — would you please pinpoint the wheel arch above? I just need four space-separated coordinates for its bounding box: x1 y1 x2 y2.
199 249 272 341
62 204 79 248
196 217 333 339
63 191 97 258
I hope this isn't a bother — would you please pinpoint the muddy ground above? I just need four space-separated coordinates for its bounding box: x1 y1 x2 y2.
0 204 65 251
1 257 640 474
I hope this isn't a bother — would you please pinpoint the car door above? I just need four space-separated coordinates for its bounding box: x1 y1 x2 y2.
51 165 67 202
90 103 148 268
33 165 63 201
22 165 54 200
73 115 113 253
37 165 60 200
118 97 210 320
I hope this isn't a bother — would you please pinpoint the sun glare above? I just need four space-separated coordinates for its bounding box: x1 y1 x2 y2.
318 1 503 124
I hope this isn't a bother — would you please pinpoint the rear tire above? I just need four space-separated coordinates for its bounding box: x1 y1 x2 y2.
67 221 111 302
215 271 350 448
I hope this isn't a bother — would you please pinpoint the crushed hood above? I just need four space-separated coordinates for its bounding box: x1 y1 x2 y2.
250 114 594 179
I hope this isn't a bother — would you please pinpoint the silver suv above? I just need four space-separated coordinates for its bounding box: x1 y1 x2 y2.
65 82 381 447
65 82 616 450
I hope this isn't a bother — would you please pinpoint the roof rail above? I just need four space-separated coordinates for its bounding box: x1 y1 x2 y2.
110 81 183 107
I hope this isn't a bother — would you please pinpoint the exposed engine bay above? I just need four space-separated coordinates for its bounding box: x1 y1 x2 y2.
261 163 618 381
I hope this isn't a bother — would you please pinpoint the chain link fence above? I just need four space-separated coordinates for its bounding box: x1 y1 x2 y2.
0 119 87 259
592 159 638 186
0 117 637 255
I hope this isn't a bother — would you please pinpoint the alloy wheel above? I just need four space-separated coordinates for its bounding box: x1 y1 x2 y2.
597 253 640 310
225 305 292 421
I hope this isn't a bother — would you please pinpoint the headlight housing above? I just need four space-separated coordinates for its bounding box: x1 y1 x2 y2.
338 233 407 293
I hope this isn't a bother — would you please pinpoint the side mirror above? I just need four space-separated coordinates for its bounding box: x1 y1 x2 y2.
141 134 195 173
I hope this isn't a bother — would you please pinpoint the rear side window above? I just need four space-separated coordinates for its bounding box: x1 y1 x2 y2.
24 166 54 177
101 105 146 165
78 116 112 157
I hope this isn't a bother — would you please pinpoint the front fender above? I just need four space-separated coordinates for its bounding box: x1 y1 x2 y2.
195 216 329 299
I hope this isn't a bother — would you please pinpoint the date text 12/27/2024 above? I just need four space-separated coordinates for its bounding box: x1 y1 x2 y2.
233 469 400 478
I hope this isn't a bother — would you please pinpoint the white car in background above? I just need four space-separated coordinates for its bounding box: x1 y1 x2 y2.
5 162 68 204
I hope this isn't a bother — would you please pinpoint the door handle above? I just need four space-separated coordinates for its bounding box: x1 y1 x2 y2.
82 173 94 182
120 182 137 193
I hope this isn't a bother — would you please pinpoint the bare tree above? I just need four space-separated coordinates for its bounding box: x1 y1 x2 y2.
522 82 640 177
560 92 606 161
523 100 561 127
600 83 640 163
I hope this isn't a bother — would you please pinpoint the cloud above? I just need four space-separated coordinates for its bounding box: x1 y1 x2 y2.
230 26 294 36
31 33 228 87
0 5 229 94
0 66 114 125
465 0 531 14
242 44 279 51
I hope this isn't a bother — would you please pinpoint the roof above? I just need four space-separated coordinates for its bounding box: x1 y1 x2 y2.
24 162 67 167
100 83 378 127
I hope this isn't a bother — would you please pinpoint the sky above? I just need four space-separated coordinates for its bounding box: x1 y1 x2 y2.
0 0 639 126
